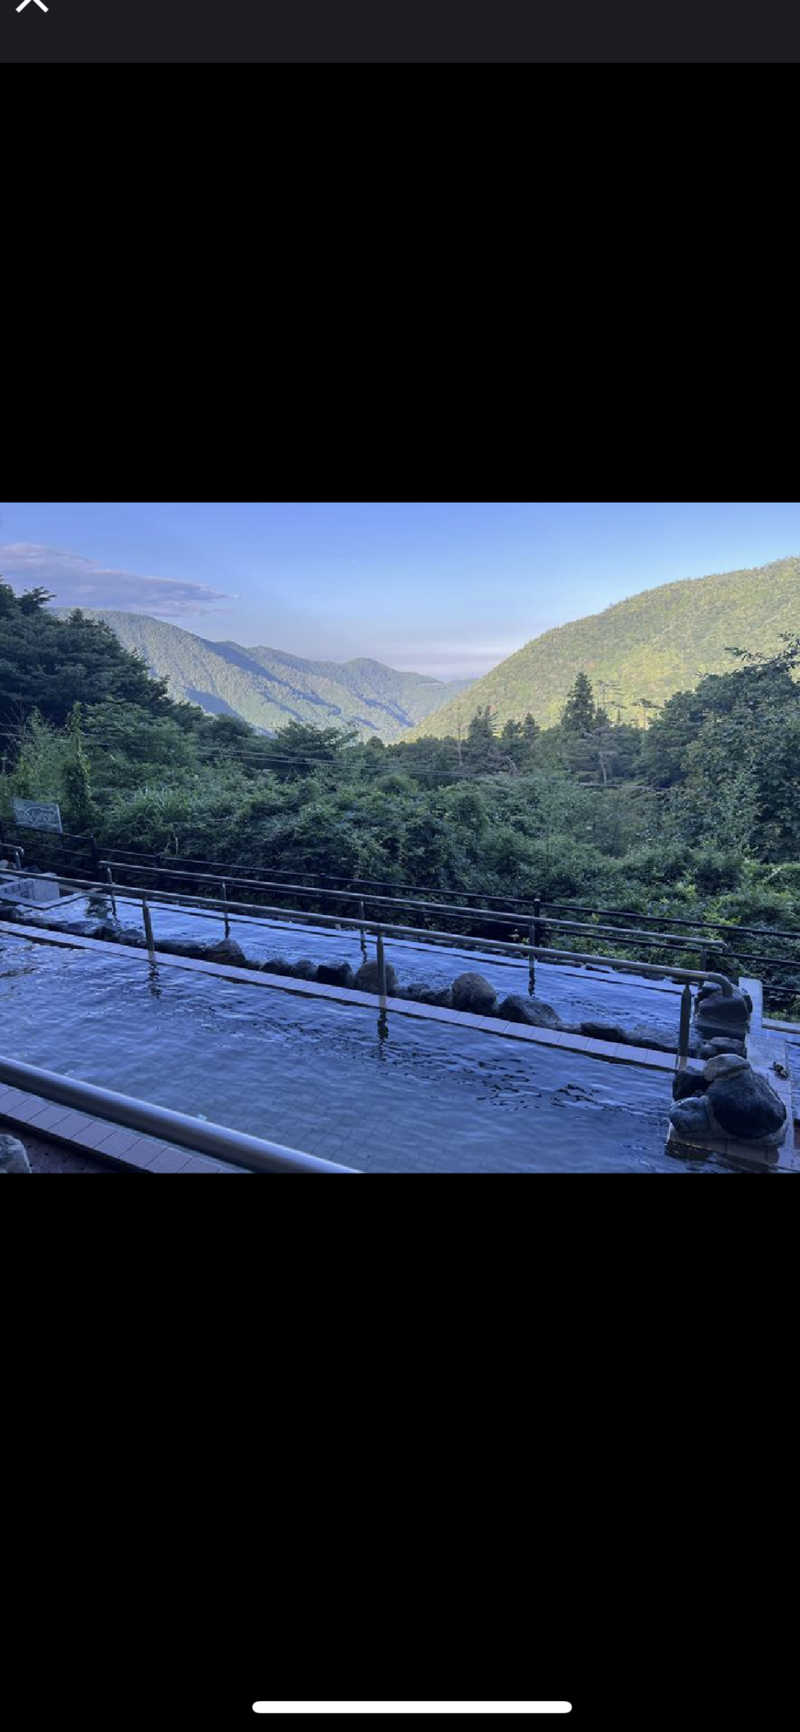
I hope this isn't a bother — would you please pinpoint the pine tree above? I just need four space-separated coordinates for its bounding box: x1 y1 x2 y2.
561 671 597 734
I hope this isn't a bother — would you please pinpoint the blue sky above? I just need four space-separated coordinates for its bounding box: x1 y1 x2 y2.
1 501 799 680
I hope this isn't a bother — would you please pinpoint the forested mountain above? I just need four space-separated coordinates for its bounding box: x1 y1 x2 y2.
56 611 473 742
404 555 800 738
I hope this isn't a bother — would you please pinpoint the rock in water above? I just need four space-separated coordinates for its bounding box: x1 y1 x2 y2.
669 1095 716 1139
706 1066 786 1143
694 984 751 1040
580 1020 626 1042
672 1070 708 1101
151 937 209 958
626 1026 678 1052
201 937 247 965
499 994 562 1027
702 1053 749 1083
316 961 355 988
406 984 453 1007
451 972 497 1014
670 1057 787 1147
0 1133 32 1174
355 958 398 995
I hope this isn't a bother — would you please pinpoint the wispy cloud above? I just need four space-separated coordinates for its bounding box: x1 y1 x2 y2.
373 640 522 680
0 542 233 617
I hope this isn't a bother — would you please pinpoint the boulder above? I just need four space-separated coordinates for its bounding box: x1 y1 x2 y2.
671 1058 787 1147
707 1066 786 1143
499 994 562 1028
200 937 247 966
451 972 497 1014
355 958 398 995
672 1069 708 1101
95 920 146 946
0 901 20 919
0 1133 31 1174
625 1026 678 1052
291 960 317 980
150 937 208 958
406 983 453 1007
694 984 751 1039
703 1053 749 1083
702 1035 747 1057
260 957 296 976
59 919 105 937
315 961 355 988
669 1094 716 1140
580 1020 626 1042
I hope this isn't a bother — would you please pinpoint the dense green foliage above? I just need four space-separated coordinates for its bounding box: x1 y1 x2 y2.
58 609 474 742
404 553 800 737
2 582 799 1013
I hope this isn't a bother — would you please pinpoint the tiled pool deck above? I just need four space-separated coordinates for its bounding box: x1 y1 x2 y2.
0 1082 249 1172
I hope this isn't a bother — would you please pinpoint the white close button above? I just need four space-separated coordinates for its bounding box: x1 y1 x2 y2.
17 1 50 11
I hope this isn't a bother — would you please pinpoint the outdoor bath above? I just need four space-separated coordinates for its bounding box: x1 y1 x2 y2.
0 912 740 1173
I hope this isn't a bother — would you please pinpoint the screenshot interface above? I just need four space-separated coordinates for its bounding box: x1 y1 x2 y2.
0 1 516 62
1 0 406 61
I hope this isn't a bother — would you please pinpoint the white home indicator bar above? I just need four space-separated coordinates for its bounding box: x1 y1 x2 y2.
253 1708 572 1717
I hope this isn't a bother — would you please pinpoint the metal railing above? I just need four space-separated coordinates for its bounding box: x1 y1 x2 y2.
0 1054 358 1174
91 857 726 963
0 863 736 998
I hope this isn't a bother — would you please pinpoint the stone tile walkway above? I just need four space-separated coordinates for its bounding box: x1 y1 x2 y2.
0 1084 249 1174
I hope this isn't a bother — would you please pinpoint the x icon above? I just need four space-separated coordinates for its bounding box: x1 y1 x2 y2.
17 0 50 10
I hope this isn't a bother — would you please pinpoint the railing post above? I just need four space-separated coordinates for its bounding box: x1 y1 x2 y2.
105 864 117 920
528 920 536 998
376 925 389 1043
677 984 692 1070
359 898 367 963
376 926 387 1007
142 897 156 965
533 895 543 948
221 879 230 938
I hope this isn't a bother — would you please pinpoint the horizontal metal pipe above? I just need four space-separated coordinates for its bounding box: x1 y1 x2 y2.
97 861 724 949
11 861 723 955
55 846 800 940
0 1054 358 1175
1 901 734 997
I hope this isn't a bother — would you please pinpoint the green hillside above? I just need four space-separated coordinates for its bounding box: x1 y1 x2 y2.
404 554 800 738
54 611 472 742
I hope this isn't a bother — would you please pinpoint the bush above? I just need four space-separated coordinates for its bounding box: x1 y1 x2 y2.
691 849 743 895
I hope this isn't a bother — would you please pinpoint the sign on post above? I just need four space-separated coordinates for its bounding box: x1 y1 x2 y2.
12 798 63 833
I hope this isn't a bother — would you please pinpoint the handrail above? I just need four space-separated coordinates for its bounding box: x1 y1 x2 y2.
0 874 736 996
6 861 724 960
0 1054 359 1174
6 836 800 942
96 860 724 955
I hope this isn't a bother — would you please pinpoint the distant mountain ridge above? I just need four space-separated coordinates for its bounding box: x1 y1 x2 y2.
403 554 800 739
53 610 474 742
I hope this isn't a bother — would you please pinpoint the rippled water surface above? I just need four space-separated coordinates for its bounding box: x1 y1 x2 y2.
0 908 737 1173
